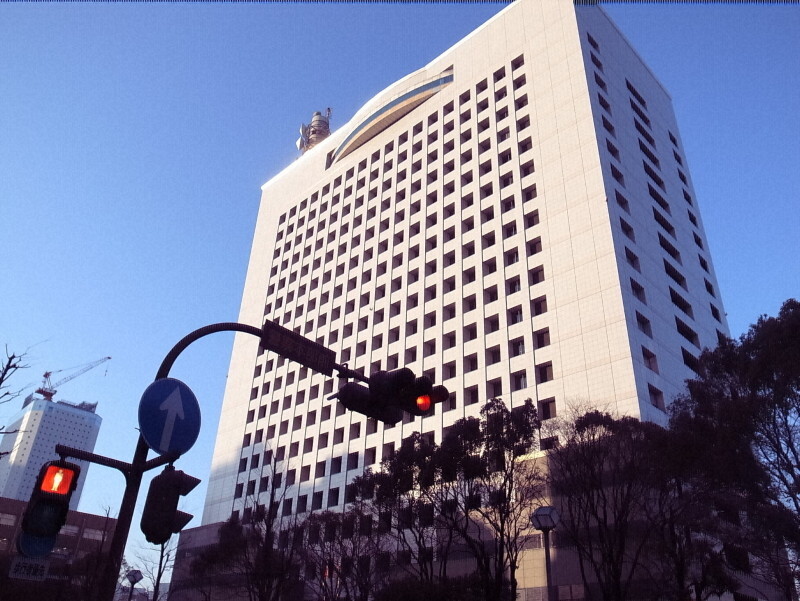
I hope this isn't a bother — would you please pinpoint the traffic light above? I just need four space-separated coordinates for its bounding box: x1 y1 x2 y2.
334 369 451 423
18 460 81 557
371 369 450 417
140 465 200 545
334 381 403 425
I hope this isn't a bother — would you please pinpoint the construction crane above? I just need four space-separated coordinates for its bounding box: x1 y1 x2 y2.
35 357 111 401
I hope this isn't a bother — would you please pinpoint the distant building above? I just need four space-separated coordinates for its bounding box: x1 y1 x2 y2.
0 396 101 510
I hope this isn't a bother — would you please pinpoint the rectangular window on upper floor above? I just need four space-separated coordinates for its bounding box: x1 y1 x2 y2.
536 361 554 384
630 100 651 128
626 79 648 109
653 208 677 238
594 72 607 92
639 140 660 168
598 93 612 115
643 161 665 191
635 120 656 147
664 260 688 290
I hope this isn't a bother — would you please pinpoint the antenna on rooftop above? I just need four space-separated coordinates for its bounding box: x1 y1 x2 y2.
297 109 332 154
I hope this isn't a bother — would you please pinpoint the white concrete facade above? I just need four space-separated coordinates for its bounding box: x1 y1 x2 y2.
0 398 101 510
202 0 728 526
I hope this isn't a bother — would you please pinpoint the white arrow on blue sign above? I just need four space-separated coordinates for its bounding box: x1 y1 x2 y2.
138 378 201 456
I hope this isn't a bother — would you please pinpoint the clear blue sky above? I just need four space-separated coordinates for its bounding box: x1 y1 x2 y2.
1 1 798 567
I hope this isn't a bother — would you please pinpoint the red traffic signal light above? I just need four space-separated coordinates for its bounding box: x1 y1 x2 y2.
416 394 431 412
18 460 81 556
141 465 201 545
414 385 450 414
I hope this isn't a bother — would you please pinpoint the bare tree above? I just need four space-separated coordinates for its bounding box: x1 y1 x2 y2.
299 507 390 601
68 506 117 601
135 538 178 601
669 299 800 600
0 346 28 406
434 398 544 601
355 432 446 583
0 347 29 459
357 398 543 601
548 411 661 601
190 457 303 601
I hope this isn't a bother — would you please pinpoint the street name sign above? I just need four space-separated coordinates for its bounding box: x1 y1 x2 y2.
138 378 201 456
9 555 49 580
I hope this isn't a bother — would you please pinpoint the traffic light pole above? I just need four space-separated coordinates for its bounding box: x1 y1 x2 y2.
73 321 367 601
53 442 178 601
30 319 444 601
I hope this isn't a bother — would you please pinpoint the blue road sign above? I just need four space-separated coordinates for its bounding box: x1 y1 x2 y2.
138 378 201 456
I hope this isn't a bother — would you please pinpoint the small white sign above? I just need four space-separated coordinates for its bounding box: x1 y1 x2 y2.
9 555 49 581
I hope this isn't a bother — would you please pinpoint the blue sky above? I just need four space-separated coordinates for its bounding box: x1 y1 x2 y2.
1 1 798 566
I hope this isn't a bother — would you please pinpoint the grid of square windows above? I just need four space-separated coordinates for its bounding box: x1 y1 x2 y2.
234 38 726 521
230 54 567 517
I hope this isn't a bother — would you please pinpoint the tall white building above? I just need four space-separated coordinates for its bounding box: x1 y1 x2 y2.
0 397 101 510
202 0 727 525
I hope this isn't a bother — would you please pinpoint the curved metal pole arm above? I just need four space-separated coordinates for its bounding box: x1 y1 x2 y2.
103 320 365 601
156 322 263 380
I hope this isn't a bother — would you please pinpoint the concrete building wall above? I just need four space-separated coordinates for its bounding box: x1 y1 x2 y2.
201 0 728 527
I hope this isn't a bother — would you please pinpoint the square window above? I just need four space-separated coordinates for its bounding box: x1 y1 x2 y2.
536 362 553 384
538 397 556 420
328 487 340 507
649 385 665 411
529 265 545 285
642 347 659 373
512 370 527 391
